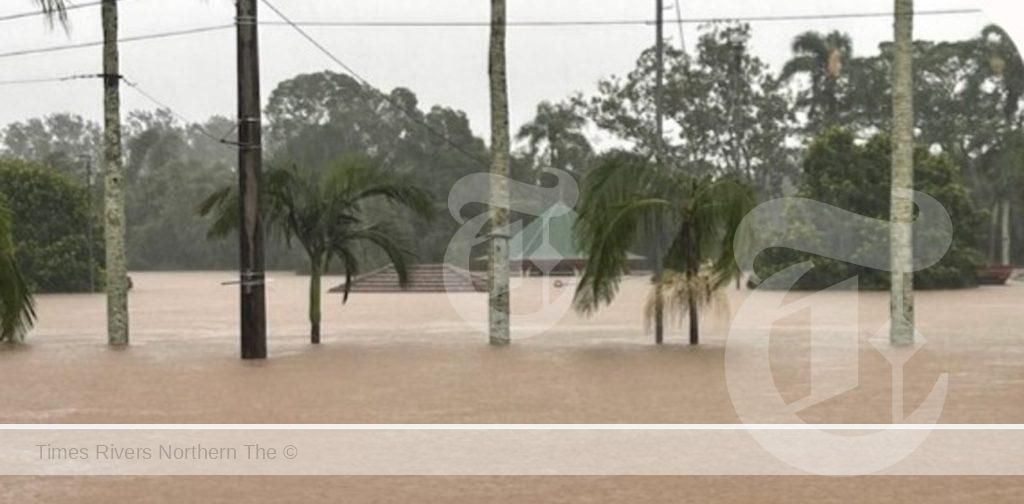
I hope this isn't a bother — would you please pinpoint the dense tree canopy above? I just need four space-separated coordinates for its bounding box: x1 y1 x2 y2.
0 159 102 293
753 129 985 290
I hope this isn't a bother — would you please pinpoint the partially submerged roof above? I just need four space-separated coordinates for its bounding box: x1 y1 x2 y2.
329 263 485 294
509 202 645 264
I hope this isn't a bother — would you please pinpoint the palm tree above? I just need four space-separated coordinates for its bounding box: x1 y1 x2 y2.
101 0 129 346
488 0 511 345
890 0 915 346
981 24 1024 266
781 30 853 128
516 101 594 183
573 152 753 345
1 1 70 344
199 158 434 344
0 200 34 343
32 0 66 26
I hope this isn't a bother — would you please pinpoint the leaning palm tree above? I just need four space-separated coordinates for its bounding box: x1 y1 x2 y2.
0 200 34 343
781 30 853 128
1 1 69 344
199 158 434 344
981 24 1024 266
574 152 753 345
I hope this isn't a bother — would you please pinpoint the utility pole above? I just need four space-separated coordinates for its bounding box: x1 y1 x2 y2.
488 0 511 346
652 0 666 345
80 155 96 293
102 0 128 347
236 0 267 359
890 0 915 346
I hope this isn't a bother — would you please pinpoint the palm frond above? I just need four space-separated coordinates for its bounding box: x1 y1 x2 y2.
33 0 68 29
195 186 238 239
643 269 730 333
0 202 34 342
346 222 414 289
573 152 676 314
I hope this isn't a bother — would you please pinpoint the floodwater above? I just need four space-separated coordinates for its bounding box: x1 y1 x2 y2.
0 270 1020 424
2 271 1024 502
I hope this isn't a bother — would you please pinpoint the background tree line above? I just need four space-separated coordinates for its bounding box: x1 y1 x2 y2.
1 22 1021 292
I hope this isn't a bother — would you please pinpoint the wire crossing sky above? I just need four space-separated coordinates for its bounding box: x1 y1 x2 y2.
0 0 1012 145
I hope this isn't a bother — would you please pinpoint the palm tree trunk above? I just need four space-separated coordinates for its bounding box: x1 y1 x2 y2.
488 0 511 346
681 219 700 345
890 0 915 346
309 259 322 344
102 0 129 346
1001 199 1012 265
990 201 1001 263
688 294 699 345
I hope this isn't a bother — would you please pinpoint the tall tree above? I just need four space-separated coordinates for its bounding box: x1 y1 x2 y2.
515 101 593 183
781 30 853 130
584 24 796 199
982 24 1024 265
890 0 915 346
488 0 511 345
102 0 129 346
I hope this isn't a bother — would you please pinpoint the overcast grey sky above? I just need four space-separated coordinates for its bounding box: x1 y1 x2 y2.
0 0 1018 143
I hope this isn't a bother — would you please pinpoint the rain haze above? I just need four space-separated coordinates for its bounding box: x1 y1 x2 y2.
0 0 1005 139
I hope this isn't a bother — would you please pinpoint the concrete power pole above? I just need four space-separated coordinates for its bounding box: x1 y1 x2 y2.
890 0 915 346
653 0 666 345
488 0 511 346
102 0 128 347
236 0 267 359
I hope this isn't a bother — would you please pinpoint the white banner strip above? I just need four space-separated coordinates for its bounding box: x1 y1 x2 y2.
2 428 1023 476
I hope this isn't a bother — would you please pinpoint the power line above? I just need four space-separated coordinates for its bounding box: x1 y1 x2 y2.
0 8 984 61
259 0 490 165
0 24 233 60
0 73 106 86
261 8 982 27
0 70 235 144
121 76 242 147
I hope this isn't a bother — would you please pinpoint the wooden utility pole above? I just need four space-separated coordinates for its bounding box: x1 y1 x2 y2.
652 0 666 345
236 0 267 359
102 0 128 346
488 0 511 346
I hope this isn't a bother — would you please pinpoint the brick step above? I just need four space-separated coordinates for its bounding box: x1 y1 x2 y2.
329 264 486 294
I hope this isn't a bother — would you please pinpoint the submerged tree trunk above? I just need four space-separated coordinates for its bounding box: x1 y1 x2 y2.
681 219 700 346
688 294 699 345
102 0 129 346
487 0 511 346
990 201 1001 263
890 0 915 346
1001 199 1012 265
309 259 322 344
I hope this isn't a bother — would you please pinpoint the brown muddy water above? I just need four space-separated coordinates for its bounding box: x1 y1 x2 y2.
1 271 1023 502
0 271 1020 424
